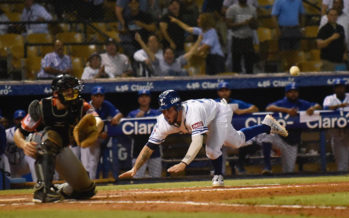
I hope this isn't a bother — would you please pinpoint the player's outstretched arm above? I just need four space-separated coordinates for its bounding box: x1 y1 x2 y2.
168 134 203 174
119 145 154 179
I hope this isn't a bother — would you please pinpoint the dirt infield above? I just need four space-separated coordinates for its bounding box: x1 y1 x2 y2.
1 182 349 216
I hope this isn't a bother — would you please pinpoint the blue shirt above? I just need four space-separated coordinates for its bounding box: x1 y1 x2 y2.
215 98 253 111
192 27 224 57
268 97 316 144
272 0 305 26
37 52 72 79
127 108 161 158
92 100 120 120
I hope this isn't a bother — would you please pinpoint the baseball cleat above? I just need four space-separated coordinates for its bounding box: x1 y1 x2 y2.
262 114 288 137
33 184 63 203
212 175 224 187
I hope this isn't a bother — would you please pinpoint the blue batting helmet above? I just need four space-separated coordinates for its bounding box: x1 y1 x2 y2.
158 90 181 111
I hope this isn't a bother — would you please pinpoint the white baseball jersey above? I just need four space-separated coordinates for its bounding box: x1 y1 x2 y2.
323 93 349 111
149 99 218 144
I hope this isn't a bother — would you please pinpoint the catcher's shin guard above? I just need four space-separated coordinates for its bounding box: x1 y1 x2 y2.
34 130 63 202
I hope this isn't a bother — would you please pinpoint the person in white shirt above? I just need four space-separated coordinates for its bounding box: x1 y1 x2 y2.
21 0 52 34
323 78 349 172
133 34 163 76
81 53 109 80
119 89 288 186
100 38 133 77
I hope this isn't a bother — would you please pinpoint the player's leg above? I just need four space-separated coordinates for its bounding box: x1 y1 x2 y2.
206 119 226 187
32 130 64 203
55 146 96 200
331 137 349 172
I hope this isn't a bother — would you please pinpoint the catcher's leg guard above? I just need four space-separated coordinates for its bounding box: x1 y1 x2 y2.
33 130 63 203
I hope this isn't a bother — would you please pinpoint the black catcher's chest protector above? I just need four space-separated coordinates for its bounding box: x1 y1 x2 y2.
41 97 84 146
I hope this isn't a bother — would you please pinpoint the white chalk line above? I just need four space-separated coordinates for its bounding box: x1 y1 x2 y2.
94 183 342 198
1 199 347 211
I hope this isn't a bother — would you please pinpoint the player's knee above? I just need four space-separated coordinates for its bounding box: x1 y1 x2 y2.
206 149 221 160
70 181 96 200
38 130 63 155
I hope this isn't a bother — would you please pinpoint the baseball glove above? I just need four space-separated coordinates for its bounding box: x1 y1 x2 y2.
73 114 99 148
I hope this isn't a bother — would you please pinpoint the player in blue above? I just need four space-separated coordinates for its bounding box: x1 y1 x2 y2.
127 89 162 178
80 86 123 179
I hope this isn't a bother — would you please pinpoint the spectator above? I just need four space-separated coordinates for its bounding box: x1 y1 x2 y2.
0 117 10 177
272 0 305 51
258 83 321 173
159 0 186 55
225 0 258 74
181 0 200 27
115 0 148 32
5 110 36 180
202 0 224 13
20 0 53 34
81 86 124 179
133 34 163 77
0 9 9 35
323 78 349 171
317 8 348 71
119 0 157 58
77 0 105 21
100 38 134 77
134 32 202 76
81 53 109 80
319 0 349 51
127 89 162 178
321 0 349 15
170 13 226 75
37 40 73 80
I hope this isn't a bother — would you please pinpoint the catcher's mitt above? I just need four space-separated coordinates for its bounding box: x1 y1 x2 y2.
73 114 99 148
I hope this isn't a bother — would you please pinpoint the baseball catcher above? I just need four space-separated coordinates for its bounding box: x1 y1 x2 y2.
14 74 104 203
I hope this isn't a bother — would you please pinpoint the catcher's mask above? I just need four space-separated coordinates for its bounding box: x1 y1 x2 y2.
51 74 83 106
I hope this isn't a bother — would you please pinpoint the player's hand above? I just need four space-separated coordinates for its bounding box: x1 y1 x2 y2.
119 168 136 179
23 141 37 158
167 162 186 174
287 108 298 116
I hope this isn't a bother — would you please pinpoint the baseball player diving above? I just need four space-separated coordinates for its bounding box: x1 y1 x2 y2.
119 90 288 186
14 74 103 203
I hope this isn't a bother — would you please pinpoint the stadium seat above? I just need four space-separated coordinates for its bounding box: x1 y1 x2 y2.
304 26 319 38
5 12 21 22
26 33 53 56
0 4 12 13
12 3 24 13
71 45 97 60
27 46 39 57
56 32 83 43
282 50 306 71
298 60 322 72
309 49 320 60
0 33 24 48
259 17 275 28
25 56 42 80
97 30 120 42
71 57 84 79
257 27 272 42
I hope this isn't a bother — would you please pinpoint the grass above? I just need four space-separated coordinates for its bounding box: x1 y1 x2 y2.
224 192 349 207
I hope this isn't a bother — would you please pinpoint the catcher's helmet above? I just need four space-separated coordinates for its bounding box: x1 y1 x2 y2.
158 90 181 111
51 74 83 105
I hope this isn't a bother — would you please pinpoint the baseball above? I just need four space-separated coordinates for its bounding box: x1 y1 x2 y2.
289 66 300 76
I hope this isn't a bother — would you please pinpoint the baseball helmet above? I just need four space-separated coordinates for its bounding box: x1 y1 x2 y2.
13 109 26 120
51 74 83 105
158 90 181 110
333 78 346 86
